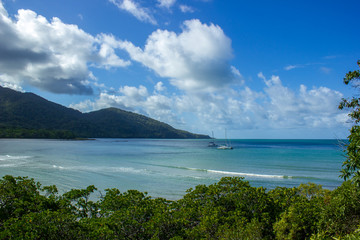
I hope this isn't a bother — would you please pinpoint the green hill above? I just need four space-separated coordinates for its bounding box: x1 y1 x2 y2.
0 86 209 139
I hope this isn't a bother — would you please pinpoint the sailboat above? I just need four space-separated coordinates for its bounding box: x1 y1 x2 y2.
208 131 218 147
217 129 233 150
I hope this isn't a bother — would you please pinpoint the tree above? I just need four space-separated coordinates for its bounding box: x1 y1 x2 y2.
272 183 328 240
175 177 275 239
316 181 360 238
338 60 360 186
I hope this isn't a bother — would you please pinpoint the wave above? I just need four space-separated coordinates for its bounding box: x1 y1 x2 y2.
52 165 65 169
156 164 291 179
0 155 32 161
111 167 146 174
207 169 289 179
0 155 33 167
52 163 288 180
52 165 147 175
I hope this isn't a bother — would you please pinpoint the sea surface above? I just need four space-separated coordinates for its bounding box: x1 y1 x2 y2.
0 138 346 200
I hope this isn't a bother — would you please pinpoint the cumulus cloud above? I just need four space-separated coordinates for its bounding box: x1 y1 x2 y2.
119 85 148 101
96 34 132 69
119 19 236 92
0 4 237 96
259 73 345 128
71 84 181 124
71 73 347 137
109 0 157 25
0 2 130 94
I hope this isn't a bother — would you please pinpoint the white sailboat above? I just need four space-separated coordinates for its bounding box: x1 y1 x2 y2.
217 129 233 150
217 144 233 150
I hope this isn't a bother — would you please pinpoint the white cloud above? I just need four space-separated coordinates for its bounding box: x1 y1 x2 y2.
284 64 301 71
231 66 242 78
0 74 24 92
284 65 295 71
179 5 194 13
119 85 148 101
154 81 166 92
257 72 266 81
71 72 348 138
0 2 130 94
71 84 181 125
260 73 345 128
157 0 176 9
96 34 132 69
109 0 157 25
0 1 7 16
284 62 330 72
119 19 235 93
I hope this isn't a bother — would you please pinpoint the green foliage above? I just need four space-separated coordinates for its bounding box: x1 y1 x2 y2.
268 186 300 218
273 197 321 239
334 229 360 240
272 183 328 240
0 175 57 223
0 210 87 240
1 175 360 239
339 60 360 186
173 177 274 239
62 185 98 218
340 126 360 185
0 126 76 139
316 181 360 238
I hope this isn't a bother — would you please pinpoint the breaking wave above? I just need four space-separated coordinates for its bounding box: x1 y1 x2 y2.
52 165 147 174
0 155 33 167
0 155 32 161
206 169 289 179
154 164 291 179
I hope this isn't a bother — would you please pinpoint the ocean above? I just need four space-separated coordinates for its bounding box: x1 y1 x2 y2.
0 138 346 200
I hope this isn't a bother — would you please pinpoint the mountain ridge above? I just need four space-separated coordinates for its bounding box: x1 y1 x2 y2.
0 86 210 139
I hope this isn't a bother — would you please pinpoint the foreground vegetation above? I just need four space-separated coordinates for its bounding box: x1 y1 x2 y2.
0 175 360 239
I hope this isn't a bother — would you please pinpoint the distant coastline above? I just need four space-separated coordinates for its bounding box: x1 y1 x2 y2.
0 86 210 139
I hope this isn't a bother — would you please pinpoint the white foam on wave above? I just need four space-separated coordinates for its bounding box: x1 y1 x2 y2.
207 169 289 179
171 166 291 179
51 164 147 175
0 155 32 161
0 155 33 167
111 167 146 174
52 165 64 169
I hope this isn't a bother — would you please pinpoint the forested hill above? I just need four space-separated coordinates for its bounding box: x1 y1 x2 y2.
0 86 210 139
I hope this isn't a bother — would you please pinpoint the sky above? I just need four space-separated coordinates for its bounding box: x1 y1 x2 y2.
0 0 359 139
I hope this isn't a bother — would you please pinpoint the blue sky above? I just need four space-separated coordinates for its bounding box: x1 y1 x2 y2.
0 0 359 139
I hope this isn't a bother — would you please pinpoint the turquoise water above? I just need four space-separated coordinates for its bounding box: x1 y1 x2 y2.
0 139 346 199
